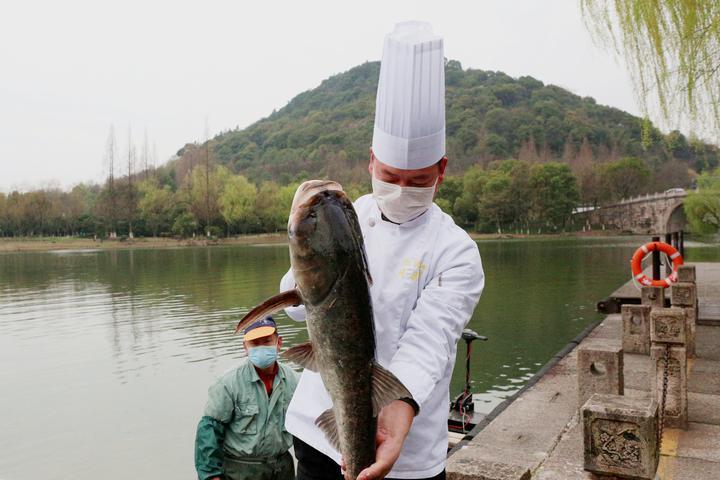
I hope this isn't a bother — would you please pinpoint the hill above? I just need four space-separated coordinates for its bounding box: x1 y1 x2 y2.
4 60 719 239
175 60 718 186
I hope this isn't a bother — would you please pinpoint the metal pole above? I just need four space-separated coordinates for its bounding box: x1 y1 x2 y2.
672 232 679 252
664 233 673 275
679 230 685 257
465 341 472 394
652 236 661 281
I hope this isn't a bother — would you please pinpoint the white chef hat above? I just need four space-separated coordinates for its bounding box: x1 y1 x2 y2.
372 21 445 170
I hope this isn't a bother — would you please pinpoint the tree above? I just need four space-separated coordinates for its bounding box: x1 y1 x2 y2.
0 192 6 236
518 136 540 163
529 162 580 230
478 168 514 233
652 159 692 192
219 175 257 234
597 157 652 202
684 169 720 233
104 125 118 238
582 0 720 135
506 160 533 230
435 177 463 216
255 181 286 232
25 191 52 235
185 165 229 234
172 212 198 237
453 166 487 230
138 180 174 236
5 192 23 235
141 128 150 181
203 118 212 236
126 128 137 238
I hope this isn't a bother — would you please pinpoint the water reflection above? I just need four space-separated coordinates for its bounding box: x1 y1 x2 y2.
0 237 717 479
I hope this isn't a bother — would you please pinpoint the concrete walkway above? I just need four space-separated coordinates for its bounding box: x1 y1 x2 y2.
447 263 720 480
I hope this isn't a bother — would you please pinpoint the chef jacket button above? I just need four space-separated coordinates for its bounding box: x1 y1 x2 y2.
368 218 376 227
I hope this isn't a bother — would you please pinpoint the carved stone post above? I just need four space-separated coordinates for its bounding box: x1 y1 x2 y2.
577 345 624 410
622 305 651 354
650 307 688 430
671 267 698 358
582 393 659 479
671 282 697 307
677 265 696 283
682 307 697 358
641 286 664 308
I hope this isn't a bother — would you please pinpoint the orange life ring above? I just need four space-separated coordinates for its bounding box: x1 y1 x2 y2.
630 242 684 288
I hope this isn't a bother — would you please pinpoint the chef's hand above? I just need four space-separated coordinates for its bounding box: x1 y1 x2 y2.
355 400 414 480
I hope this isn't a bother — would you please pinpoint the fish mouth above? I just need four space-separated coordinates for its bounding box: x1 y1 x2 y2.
288 180 344 233
291 180 344 214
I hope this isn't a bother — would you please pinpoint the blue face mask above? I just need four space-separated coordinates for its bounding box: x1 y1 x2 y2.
248 345 278 369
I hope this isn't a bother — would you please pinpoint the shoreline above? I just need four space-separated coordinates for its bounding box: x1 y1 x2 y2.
0 233 288 253
0 229 659 253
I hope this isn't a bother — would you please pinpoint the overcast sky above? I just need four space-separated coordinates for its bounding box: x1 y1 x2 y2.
0 0 643 192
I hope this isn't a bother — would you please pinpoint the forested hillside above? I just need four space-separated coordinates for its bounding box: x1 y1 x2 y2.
179 60 718 186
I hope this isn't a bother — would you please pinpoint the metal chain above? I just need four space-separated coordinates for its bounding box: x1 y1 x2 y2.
658 343 670 452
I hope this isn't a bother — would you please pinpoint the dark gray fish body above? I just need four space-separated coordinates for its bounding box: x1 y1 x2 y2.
290 181 376 478
235 180 412 480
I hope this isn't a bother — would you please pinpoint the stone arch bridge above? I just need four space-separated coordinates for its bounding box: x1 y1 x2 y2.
578 190 688 234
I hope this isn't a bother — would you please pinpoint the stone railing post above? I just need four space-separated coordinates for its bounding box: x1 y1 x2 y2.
577 345 624 410
622 305 651 354
650 307 688 430
671 265 697 358
582 394 659 479
641 286 664 308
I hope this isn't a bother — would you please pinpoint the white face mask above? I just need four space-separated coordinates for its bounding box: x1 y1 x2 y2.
371 174 437 224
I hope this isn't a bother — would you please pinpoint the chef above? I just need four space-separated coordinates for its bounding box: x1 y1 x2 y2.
280 21 484 480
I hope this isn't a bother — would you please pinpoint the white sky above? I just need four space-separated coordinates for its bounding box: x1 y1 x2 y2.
0 0 642 192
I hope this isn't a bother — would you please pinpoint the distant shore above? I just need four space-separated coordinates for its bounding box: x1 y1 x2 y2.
0 229 635 253
0 234 288 253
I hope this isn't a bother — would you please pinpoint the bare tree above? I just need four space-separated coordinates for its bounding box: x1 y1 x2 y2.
204 117 211 236
104 125 118 238
127 126 136 238
152 141 158 175
142 128 150 181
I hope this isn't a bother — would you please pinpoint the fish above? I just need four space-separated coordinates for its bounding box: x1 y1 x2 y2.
234 180 413 480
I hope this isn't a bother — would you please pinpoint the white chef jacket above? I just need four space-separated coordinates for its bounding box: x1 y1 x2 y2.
280 194 484 479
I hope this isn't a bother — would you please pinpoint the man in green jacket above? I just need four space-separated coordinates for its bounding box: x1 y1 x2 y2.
195 317 299 480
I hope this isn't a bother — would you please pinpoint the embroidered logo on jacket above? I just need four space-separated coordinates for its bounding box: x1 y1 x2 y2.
397 258 427 281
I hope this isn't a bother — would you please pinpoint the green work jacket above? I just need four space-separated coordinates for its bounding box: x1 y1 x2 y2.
195 360 299 480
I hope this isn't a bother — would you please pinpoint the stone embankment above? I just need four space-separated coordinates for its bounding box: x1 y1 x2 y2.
447 263 720 480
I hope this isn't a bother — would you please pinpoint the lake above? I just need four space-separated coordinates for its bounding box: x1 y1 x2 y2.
0 236 717 479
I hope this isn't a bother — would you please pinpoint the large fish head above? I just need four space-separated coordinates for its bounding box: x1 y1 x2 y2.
288 180 363 304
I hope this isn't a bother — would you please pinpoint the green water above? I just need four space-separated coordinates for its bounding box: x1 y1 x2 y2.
0 237 718 479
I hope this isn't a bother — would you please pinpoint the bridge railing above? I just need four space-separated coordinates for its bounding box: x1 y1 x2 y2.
572 189 689 215
614 189 688 207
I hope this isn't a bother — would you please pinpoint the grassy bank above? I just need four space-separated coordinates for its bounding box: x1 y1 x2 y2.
0 233 288 253
0 229 636 253
468 229 630 241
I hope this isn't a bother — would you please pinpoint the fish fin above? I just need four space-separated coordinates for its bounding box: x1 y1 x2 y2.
281 341 318 371
315 408 341 452
233 289 302 334
371 361 413 417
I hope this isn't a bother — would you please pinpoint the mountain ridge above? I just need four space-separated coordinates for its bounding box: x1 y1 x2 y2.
172 59 718 187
